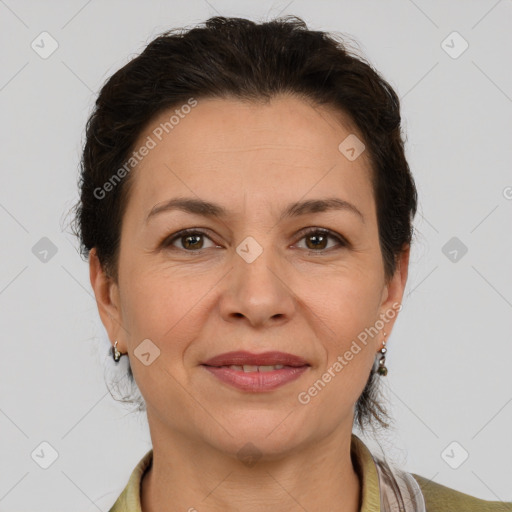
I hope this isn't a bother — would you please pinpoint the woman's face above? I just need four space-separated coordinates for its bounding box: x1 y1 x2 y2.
91 94 408 458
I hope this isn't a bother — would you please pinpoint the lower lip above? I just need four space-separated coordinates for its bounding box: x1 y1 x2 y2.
201 365 309 392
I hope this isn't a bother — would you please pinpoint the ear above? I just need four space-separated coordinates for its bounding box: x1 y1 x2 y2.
89 248 127 353
377 245 410 341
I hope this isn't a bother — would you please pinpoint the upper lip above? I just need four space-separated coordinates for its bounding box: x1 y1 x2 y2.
202 351 310 367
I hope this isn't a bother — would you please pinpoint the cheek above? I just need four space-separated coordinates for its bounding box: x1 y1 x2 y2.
121 261 202 326
118 271 207 403
304 287 378 417
308 266 382 372
310 263 383 332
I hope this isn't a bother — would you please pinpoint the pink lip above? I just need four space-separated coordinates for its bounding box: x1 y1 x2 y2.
202 350 310 367
201 351 310 392
202 365 309 392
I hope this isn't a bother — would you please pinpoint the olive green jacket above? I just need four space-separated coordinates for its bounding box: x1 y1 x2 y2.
108 434 512 511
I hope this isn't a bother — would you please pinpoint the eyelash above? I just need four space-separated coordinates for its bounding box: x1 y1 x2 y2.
161 227 348 254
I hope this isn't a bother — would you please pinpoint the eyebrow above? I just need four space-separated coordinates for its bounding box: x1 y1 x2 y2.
145 196 365 224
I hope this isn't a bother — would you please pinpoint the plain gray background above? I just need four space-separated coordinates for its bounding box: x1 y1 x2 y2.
1 0 511 510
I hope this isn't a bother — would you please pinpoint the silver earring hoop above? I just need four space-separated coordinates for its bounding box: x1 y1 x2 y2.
112 340 122 362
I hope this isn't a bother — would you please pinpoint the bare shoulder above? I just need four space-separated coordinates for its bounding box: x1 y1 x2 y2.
412 474 512 512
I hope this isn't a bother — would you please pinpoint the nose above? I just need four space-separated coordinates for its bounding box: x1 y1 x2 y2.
218 241 296 329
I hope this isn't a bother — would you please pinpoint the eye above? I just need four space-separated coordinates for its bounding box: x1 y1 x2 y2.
162 229 218 251
161 227 348 253
295 228 348 252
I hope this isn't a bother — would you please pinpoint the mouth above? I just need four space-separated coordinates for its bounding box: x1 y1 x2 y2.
200 351 310 392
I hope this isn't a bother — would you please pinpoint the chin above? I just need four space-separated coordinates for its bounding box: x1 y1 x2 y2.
200 411 310 457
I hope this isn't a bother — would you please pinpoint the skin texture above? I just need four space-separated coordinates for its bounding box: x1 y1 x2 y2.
89 94 410 512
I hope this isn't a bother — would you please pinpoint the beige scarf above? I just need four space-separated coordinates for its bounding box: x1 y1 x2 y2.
372 454 427 511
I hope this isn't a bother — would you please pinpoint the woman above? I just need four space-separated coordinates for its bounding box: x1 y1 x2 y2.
72 15 511 512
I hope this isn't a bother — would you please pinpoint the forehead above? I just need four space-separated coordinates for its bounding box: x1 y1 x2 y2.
127 94 374 221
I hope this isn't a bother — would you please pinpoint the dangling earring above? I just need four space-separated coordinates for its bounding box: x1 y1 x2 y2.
112 340 121 362
377 332 388 376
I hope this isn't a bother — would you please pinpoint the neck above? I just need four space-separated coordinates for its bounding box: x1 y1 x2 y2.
141 420 361 512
